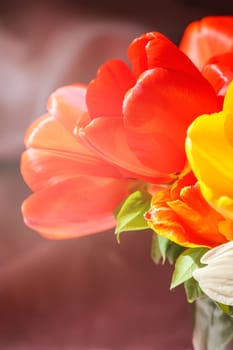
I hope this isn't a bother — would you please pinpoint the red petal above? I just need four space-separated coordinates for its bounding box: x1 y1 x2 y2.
79 117 170 183
86 59 135 119
180 16 233 69
47 84 90 134
123 67 220 174
22 176 130 239
202 52 233 97
128 32 200 78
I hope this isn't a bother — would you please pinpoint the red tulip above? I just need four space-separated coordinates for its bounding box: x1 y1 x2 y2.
21 30 222 240
21 85 132 239
80 32 220 179
180 16 233 70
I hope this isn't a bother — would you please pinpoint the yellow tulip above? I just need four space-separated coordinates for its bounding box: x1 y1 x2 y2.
186 81 233 223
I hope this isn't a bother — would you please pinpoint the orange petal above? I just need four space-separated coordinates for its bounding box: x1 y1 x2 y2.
79 117 170 183
22 176 130 239
147 186 227 248
123 67 220 174
47 84 90 134
180 16 233 69
86 59 135 119
128 32 200 78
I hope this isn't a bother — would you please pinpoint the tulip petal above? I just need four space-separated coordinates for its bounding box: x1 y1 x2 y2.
186 112 233 203
24 113 116 162
24 114 81 153
180 16 233 69
202 53 233 96
21 148 122 192
47 84 90 133
86 59 135 119
123 67 220 174
22 176 130 239
22 114 123 191
79 117 170 183
147 185 227 248
128 32 200 78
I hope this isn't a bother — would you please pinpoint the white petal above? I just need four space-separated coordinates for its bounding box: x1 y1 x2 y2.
200 241 233 264
193 242 233 305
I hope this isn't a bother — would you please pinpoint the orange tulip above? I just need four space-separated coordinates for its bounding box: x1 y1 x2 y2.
145 172 233 248
80 32 220 179
180 16 233 70
21 85 132 239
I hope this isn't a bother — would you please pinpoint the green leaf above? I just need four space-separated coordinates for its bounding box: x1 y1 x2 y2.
166 242 185 264
151 234 170 264
184 277 204 303
193 297 233 350
115 190 151 242
157 235 170 263
170 247 208 289
151 235 184 265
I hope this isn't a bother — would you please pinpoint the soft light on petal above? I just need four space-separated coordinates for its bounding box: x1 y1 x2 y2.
21 147 122 192
47 84 90 133
22 176 130 239
79 117 170 183
180 16 233 69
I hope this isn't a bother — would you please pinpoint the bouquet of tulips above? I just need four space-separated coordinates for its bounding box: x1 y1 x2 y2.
20 16 233 350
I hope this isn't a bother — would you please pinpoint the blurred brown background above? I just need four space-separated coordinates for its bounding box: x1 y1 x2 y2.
0 1 233 349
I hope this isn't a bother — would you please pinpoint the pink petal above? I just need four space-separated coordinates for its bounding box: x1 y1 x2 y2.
47 84 90 133
22 176 130 239
24 113 110 160
21 148 122 192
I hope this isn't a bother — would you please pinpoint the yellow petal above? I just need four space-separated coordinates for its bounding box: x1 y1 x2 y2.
223 80 233 113
224 81 233 147
186 111 233 199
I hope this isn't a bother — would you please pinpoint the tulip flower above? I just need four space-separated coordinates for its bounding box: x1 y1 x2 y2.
193 241 233 305
79 32 220 180
180 16 233 70
145 172 231 248
186 81 233 223
21 30 221 240
21 85 132 239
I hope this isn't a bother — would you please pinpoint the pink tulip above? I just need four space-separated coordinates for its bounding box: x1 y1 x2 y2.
21 85 132 239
